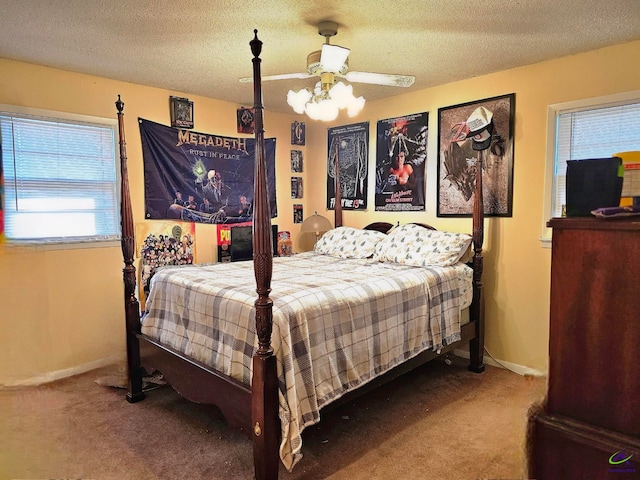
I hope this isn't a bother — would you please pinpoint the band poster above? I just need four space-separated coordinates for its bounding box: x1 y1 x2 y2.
326 121 369 210
140 118 277 224
375 112 428 211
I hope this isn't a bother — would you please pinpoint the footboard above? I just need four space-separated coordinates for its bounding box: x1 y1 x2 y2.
139 336 252 433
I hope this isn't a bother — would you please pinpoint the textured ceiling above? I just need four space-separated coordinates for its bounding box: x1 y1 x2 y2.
1 0 639 114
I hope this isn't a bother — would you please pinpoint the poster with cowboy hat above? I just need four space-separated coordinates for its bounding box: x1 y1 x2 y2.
437 93 515 217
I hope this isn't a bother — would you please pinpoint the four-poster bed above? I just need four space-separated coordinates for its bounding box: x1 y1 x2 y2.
117 31 485 480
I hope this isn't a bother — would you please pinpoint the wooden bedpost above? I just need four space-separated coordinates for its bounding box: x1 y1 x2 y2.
333 153 343 227
469 150 486 373
249 30 280 480
116 96 145 402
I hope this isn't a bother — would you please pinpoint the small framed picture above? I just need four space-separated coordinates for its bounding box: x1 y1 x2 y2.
293 204 303 224
170 96 194 129
291 150 303 173
291 177 303 199
237 107 255 134
291 121 305 145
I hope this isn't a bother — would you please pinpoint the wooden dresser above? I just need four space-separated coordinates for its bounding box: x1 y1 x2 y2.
528 217 640 479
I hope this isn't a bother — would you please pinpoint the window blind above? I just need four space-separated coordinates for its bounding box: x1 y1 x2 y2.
0 112 120 243
553 102 640 217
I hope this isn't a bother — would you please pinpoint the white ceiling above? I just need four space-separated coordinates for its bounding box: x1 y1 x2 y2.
1 0 639 114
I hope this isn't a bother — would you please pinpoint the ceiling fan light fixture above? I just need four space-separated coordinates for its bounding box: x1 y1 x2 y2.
327 81 352 103
305 98 339 122
287 88 312 114
288 80 364 121
347 95 366 117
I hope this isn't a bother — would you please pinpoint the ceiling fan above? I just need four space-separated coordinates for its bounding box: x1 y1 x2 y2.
239 21 416 88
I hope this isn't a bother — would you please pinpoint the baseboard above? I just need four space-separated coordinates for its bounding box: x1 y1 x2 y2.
0 353 126 389
453 349 547 377
3 349 545 387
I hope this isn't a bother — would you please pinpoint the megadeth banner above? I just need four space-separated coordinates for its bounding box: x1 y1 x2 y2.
139 118 277 224
375 112 428 211
326 122 369 210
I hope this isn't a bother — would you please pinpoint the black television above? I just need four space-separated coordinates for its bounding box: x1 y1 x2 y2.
230 224 278 262
566 157 623 216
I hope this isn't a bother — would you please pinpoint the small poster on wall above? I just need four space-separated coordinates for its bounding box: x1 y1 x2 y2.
375 112 428 212
291 121 305 145
293 204 303 223
236 107 255 134
291 177 303 199
327 122 369 210
291 150 303 172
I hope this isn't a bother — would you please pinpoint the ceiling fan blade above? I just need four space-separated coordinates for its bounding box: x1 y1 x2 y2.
343 71 415 87
320 44 350 73
239 72 314 83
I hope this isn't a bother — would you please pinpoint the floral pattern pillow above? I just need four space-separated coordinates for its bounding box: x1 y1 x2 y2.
374 223 472 267
314 226 387 259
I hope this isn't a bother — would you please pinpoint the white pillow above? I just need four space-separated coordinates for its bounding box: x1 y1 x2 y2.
314 226 387 259
373 223 472 267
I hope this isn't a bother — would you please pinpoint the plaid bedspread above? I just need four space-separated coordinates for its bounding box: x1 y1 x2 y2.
141 252 471 471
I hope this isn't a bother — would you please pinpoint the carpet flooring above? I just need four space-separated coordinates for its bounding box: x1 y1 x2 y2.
1 356 545 479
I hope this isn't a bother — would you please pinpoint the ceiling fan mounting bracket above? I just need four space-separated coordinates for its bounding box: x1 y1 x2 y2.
318 21 338 39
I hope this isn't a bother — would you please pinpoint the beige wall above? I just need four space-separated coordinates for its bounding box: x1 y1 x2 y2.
0 59 301 385
1 39 639 385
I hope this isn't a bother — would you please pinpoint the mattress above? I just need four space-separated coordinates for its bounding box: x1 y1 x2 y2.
141 251 472 470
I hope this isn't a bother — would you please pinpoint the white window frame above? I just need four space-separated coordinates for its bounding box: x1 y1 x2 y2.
1 104 121 249
541 90 640 247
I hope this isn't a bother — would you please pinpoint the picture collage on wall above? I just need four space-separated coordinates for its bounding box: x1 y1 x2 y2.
291 122 306 221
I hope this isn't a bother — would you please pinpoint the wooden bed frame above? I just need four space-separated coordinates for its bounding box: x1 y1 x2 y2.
116 30 485 480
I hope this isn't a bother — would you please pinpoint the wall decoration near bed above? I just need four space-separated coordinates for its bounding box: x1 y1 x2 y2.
327 121 369 210
169 96 194 129
236 107 255 134
290 176 303 199
135 220 196 308
290 149 303 173
375 112 428 212
293 204 303 224
437 93 515 217
139 118 277 224
291 121 305 145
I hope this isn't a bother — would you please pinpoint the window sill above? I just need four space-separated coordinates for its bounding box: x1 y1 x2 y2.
1 239 121 251
540 237 551 249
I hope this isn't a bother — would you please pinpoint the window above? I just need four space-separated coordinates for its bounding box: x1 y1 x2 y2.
0 106 120 245
542 91 640 244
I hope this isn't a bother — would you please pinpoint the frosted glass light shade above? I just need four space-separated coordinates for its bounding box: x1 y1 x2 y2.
288 81 364 121
287 89 312 114
305 98 339 121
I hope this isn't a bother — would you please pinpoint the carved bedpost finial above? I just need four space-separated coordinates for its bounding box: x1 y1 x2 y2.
250 29 262 58
115 94 124 114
